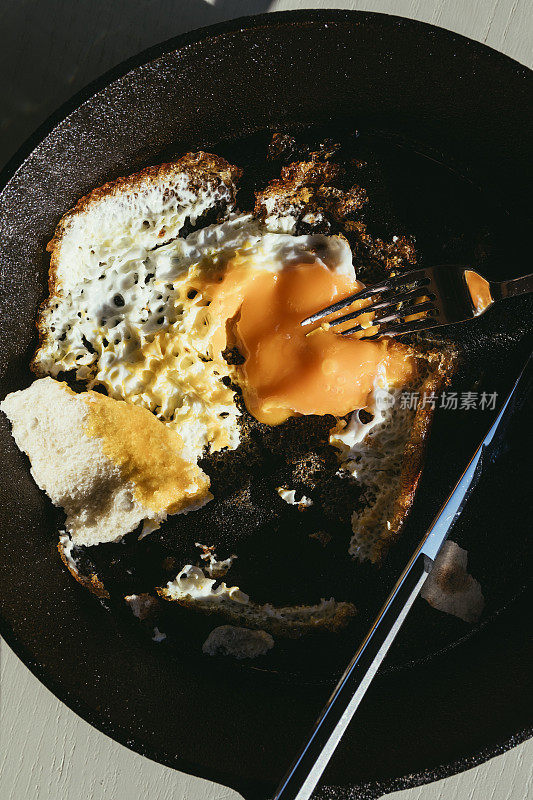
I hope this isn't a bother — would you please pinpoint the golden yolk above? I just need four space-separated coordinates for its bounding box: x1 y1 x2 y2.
465 270 492 314
84 391 210 513
200 258 266 360
205 260 417 424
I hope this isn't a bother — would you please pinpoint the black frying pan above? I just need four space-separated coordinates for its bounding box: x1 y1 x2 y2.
0 11 531 800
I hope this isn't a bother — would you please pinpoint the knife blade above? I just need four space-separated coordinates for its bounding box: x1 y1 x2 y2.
272 351 533 800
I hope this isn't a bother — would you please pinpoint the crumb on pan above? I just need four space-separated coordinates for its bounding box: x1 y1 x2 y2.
202 625 274 659
58 533 109 598
125 592 159 620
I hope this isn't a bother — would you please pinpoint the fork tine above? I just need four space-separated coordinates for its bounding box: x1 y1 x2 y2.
377 298 437 325
327 285 434 329
300 269 430 326
300 280 390 326
340 300 437 336
342 315 437 338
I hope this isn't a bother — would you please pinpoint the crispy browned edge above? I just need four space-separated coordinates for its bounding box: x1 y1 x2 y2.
155 588 356 639
30 152 242 374
254 160 368 225
370 347 458 564
57 541 110 599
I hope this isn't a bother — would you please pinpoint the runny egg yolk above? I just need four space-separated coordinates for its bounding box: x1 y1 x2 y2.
199 258 417 425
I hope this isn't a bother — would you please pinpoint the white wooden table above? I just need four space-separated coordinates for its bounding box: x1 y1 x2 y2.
1 2 531 798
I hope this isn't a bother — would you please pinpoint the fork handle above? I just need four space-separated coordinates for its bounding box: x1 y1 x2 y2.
493 273 533 300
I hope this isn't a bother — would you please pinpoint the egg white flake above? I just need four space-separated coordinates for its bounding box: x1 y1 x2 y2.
421 541 485 623
152 627 167 643
163 564 249 605
276 487 313 508
159 564 356 635
195 542 236 578
35 211 354 462
125 593 158 620
58 532 78 574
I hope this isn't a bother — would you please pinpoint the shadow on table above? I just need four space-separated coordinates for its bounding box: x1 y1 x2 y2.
0 0 273 170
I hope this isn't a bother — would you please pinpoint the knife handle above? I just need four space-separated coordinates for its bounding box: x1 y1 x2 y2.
272 552 432 800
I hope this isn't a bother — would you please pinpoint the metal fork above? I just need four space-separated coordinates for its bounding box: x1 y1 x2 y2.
301 266 533 337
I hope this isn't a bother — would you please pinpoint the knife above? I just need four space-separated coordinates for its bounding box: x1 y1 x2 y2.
272 352 532 800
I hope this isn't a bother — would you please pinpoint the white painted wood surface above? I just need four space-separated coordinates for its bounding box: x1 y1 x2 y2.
0 1 531 798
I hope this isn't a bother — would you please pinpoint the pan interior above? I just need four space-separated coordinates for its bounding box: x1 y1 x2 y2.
0 13 531 794
31 125 533 682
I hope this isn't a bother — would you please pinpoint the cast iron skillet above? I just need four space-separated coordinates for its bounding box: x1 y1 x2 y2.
0 11 531 800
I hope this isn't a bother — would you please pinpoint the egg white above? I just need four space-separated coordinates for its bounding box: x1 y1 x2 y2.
37 214 354 460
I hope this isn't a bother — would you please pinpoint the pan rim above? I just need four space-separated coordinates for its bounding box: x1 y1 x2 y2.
2 606 531 799
0 9 531 798
0 7 530 191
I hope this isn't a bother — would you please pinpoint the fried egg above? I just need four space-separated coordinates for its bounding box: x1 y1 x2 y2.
35 205 419 467
2 151 456 649
33 212 357 459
